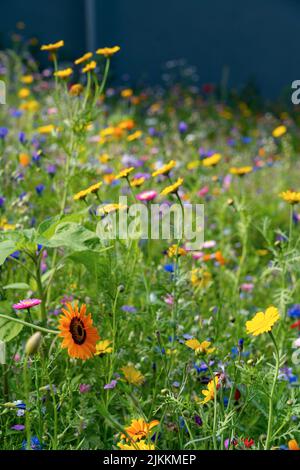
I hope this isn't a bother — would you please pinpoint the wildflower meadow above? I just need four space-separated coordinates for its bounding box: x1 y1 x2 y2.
0 35 299 454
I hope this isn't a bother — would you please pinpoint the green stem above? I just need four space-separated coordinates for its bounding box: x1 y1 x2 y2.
23 354 31 450
265 331 280 450
99 58 110 97
0 314 59 335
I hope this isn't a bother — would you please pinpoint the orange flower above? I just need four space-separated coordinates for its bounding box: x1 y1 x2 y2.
58 302 99 360
121 418 160 442
19 153 30 167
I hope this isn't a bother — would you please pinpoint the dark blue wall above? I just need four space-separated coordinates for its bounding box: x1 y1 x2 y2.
0 0 299 97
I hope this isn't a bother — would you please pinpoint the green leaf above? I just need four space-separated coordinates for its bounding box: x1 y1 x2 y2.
3 283 30 290
0 240 17 265
0 316 24 342
38 222 99 251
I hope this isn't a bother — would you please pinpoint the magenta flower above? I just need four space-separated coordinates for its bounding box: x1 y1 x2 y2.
79 384 91 394
136 190 157 202
13 299 42 310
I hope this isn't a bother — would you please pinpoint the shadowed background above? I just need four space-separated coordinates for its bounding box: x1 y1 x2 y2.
0 0 299 97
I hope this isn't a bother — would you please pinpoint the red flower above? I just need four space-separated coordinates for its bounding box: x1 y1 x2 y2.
291 320 300 329
243 438 255 448
234 388 241 401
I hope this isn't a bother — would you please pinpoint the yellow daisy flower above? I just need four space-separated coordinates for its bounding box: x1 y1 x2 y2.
203 153 222 167
160 177 183 196
246 306 280 336
69 84 84 96
37 124 55 134
82 61 97 73
74 52 93 65
41 40 64 51
117 440 155 450
191 269 212 288
96 46 120 57
279 190 300 205
201 376 219 404
121 365 145 386
18 88 30 99
230 166 253 176
130 177 145 188
152 160 176 177
95 340 113 356
21 75 34 84
272 125 287 138
97 203 127 216
185 339 215 355
54 68 73 79
167 244 187 257
115 167 135 179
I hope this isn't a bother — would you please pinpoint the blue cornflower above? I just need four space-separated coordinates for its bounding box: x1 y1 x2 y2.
288 305 300 319
35 184 45 196
0 127 8 139
22 436 42 450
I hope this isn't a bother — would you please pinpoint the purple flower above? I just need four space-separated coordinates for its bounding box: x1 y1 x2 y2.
194 415 203 426
0 196 5 207
47 164 56 176
121 305 137 313
19 132 26 144
104 380 117 390
11 424 25 431
79 384 91 394
178 121 188 133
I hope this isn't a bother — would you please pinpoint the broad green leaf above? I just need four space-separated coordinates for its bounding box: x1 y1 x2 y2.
0 316 23 342
3 283 30 290
0 240 17 265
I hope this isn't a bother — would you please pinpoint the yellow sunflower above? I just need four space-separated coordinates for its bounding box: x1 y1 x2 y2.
58 302 100 360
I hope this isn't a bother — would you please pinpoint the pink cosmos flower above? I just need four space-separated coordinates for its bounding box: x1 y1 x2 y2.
79 384 91 394
13 299 41 310
240 283 254 292
136 190 157 202
163 294 174 305
197 186 209 198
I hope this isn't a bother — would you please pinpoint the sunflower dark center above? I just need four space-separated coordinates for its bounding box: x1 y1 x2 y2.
70 317 86 345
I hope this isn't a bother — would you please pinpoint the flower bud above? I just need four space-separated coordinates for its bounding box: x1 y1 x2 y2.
25 332 42 356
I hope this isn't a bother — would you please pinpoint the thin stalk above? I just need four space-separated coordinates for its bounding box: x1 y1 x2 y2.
265 331 280 450
0 314 59 335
